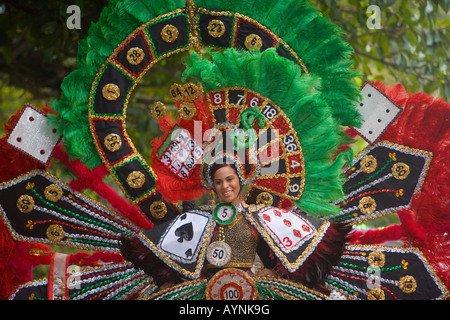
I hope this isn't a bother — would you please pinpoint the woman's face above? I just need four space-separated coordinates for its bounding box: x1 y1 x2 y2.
213 165 241 205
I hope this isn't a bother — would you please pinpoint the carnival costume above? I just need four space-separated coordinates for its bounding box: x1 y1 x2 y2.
0 0 448 300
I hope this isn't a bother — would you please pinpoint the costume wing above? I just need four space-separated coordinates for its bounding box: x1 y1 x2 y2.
325 245 448 300
9 261 154 300
0 170 139 252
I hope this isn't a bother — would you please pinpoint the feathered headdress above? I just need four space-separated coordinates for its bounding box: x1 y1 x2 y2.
47 0 361 222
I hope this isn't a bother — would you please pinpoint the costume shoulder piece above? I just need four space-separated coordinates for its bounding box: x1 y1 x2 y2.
328 140 432 225
244 206 329 272
325 245 449 300
138 209 215 279
0 170 139 252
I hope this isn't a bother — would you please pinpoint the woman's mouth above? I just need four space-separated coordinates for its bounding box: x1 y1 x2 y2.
223 190 233 197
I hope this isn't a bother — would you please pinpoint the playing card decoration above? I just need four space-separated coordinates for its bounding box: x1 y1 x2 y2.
329 141 432 225
6 104 61 166
246 207 329 272
352 81 403 144
138 210 215 279
155 126 203 181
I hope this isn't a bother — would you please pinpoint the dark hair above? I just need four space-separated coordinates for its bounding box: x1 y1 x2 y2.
209 162 238 182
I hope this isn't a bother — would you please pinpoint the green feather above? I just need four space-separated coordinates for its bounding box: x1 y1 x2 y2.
195 0 362 127
50 0 360 216
182 48 352 217
50 0 185 168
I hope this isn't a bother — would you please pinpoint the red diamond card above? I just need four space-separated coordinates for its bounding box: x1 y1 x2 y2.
258 207 315 253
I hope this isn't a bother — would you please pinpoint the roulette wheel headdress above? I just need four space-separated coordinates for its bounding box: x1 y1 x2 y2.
47 0 362 223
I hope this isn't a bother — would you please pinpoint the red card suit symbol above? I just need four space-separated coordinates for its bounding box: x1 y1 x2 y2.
302 225 311 232
293 229 302 238
273 209 282 217
283 219 292 227
263 214 271 222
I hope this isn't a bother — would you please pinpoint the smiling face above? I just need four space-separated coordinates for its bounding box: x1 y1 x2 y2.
213 165 242 205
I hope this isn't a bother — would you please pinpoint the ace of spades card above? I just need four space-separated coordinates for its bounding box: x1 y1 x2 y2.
159 211 211 263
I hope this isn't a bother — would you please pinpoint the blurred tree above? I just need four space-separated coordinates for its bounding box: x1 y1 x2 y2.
315 0 450 98
0 0 108 100
0 0 448 103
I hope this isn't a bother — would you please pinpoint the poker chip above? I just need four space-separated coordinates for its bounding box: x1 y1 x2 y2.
205 268 256 300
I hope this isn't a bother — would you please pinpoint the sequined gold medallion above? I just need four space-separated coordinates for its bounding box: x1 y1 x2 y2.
102 83 120 100
126 47 145 65
392 162 410 180
161 24 179 43
127 171 146 189
104 133 122 152
178 102 197 120
358 196 376 215
360 155 377 173
150 102 167 121
207 20 225 38
46 224 65 241
245 34 262 51
17 195 34 213
150 201 167 219
44 184 64 202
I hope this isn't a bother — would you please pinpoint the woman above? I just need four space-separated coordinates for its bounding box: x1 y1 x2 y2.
120 158 349 296
120 161 279 288
205 161 279 278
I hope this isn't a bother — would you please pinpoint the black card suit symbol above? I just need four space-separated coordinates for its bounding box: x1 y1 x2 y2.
185 248 193 258
175 222 193 243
